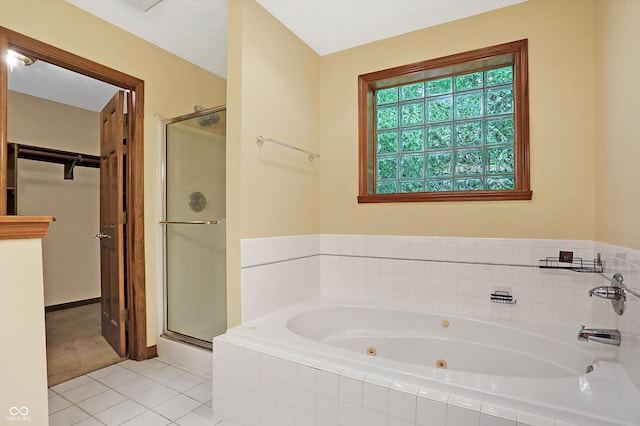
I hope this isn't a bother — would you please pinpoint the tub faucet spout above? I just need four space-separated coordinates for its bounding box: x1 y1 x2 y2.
577 325 621 346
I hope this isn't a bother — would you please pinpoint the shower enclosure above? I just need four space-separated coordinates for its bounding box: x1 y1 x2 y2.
161 106 226 348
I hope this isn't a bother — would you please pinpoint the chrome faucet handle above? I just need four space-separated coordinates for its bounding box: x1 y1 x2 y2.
588 286 622 299
587 273 627 316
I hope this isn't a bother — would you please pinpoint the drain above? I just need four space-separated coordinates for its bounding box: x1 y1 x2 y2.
367 347 377 356
436 359 447 369
441 319 449 328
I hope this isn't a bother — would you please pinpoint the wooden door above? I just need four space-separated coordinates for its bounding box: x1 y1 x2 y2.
98 91 127 357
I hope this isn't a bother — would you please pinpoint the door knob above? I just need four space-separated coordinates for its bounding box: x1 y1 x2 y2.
95 232 111 239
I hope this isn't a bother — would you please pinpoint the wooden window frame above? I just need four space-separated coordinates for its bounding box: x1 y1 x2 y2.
358 39 531 203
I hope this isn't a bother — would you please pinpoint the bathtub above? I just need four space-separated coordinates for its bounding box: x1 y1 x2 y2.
212 298 640 425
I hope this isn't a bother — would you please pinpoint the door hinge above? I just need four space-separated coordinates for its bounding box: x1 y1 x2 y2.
120 308 129 322
121 212 127 224
122 113 128 126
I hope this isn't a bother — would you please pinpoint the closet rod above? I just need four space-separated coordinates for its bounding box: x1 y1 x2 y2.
17 145 100 167
16 144 100 180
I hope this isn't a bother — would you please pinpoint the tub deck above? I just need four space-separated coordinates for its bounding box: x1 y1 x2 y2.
214 297 640 425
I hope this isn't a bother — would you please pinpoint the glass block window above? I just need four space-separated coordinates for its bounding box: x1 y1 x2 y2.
374 67 514 195
358 40 531 203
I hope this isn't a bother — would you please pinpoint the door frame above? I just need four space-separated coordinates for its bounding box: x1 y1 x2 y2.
0 26 149 360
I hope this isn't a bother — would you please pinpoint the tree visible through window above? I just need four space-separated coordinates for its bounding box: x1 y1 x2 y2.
358 40 531 203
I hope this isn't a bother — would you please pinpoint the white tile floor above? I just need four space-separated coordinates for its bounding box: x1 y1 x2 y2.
48 357 233 425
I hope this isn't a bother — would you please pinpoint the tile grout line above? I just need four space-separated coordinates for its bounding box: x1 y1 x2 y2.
48 359 215 426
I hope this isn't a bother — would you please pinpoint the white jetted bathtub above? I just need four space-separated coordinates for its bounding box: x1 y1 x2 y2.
212 298 640 425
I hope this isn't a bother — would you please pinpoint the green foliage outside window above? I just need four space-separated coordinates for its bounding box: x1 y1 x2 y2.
373 65 515 194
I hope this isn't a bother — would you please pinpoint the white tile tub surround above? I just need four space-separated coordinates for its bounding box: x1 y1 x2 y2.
232 234 638 426
595 241 640 389
211 337 585 426
212 299 640 426
240 234 615 326
241 235 320 321
319 235 616 328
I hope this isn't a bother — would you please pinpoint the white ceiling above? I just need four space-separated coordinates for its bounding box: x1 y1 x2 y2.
7 59 121 113
65 0 228 78
8 0 527 112
255 0 527 56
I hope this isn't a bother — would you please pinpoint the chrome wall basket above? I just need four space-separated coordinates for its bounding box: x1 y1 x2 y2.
539 256 603 273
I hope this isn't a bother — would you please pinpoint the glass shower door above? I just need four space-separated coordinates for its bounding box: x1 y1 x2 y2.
162 107 226 347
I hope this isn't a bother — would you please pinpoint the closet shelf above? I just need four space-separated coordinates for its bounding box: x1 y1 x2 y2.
17 144 100 180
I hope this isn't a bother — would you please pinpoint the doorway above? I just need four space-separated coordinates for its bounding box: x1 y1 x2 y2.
0 27 149 364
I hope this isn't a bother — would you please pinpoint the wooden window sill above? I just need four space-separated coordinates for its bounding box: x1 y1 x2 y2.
358 190 532 203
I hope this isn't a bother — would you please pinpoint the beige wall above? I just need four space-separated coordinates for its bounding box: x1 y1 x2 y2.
227 0 321 326
4 0 636 344
227 0 615 324
318 0 597 239
594 0 640 251
233 0 320 238
9 91 101 307
1 0 227 345
0 237 48 424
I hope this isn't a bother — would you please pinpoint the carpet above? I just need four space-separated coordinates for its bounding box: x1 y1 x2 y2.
46 302 124 387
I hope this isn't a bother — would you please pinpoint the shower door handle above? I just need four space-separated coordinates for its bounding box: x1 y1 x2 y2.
159 220 219 225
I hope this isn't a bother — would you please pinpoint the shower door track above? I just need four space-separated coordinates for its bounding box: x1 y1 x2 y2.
161 330 213 350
